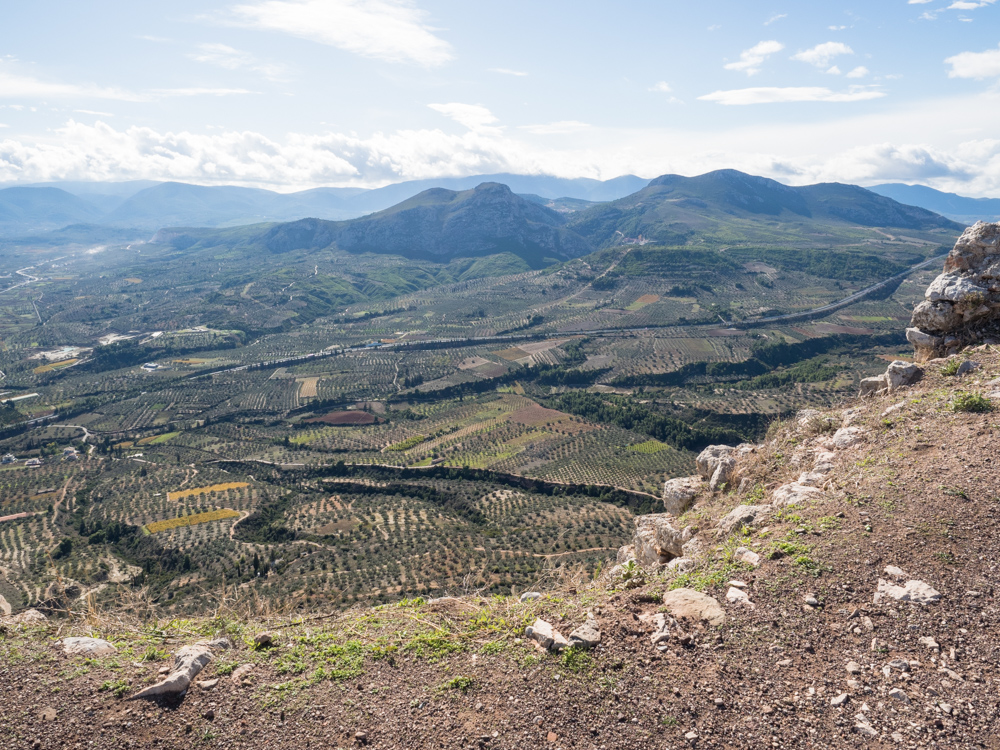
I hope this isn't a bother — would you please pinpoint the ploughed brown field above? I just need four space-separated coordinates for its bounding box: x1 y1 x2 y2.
305 410 378 425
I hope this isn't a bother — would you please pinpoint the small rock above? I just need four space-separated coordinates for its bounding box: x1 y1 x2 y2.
887 659 910 672
956 359 980 377
197 678 219 690
519 592 542 603
662 588 726 626
727 580 747 589
533 716 543 727
546 731 558 743
855 723 878 738
725 587 753 608
733 547 760 567
830 693 849 707
354 730 368 744
919 636 940 649
718 505 772 535
874 578 941 605
38 707 57 721
525 618 569 652
713 697 724 708
776 658 793 667
684 730 699 740
884 565 907 579
203 709 215 721
158 666 169 675
803 594 819 607
253 632 274 648
230 664 253 685
940 702 953 714
846 661 862 674
888 687 910 704
568 615 601 649
846 680 861 690
861 616 874 632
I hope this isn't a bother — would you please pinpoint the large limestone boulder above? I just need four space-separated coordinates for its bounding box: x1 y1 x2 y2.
908 222 1000 360
696 445 729 479
631 514 693 567
662 588 726 627
662 476 702 516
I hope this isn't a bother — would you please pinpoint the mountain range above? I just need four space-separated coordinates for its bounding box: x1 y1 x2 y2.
0 173 649 237
150 170 962 268
869 183 1000 224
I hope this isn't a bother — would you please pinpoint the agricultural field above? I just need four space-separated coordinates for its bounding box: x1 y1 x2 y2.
0 221 944 615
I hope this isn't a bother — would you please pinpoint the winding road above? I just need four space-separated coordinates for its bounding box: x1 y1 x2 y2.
189 251 945 378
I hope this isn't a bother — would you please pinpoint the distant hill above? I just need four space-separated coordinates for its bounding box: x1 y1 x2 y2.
0 187 104 234
869 183 1000 224
159 182 594 266
0 174 647 236
568 169 961 247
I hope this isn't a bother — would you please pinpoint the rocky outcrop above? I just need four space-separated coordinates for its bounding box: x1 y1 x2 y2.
908 222 1000 360
696 444 754 491
627 515 697 567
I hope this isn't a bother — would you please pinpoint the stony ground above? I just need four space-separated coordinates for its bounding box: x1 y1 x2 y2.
2 348 1000 749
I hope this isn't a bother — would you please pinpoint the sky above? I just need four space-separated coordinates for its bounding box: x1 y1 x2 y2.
1 0 1000 195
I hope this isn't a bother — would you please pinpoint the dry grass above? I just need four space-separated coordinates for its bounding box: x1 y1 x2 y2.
33 358 78 374
167 482 248 502
145 508 241 534
297 377 320 399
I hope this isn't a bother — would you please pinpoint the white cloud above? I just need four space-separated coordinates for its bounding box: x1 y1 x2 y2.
908 0 933 3
846 66 870 79
520 121 591 135
791 41 854 69
428 102 498 131
153 88 256 97
948 0 996 8
699 86 885 105
828 25 847 30
649 81 673 93
945 44 1000 78
4 93 1000 197
489 68 527 76
724 40 784 76
190 43 289 81
229 0 453 67
74 109 115 116
0 68 144 101
0 124 7 128
764 13 787 25
826 66 842 75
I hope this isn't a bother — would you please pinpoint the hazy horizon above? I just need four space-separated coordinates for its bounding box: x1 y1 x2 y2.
2 1 1000 196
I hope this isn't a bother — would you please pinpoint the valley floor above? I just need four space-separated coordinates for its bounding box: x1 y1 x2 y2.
3 349 1000 749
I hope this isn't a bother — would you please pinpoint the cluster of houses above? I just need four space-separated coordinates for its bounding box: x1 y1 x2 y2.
2 446 80 466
